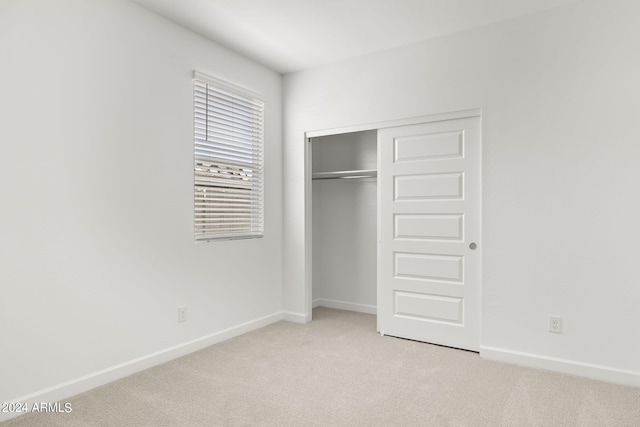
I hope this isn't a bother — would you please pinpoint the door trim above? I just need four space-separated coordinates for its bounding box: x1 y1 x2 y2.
303 108 482 335
306 108 481 139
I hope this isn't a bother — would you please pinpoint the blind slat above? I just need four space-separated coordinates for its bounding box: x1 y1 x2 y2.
194 92 263 120
194 106 262 130
194 147 258 163
195 156 263 171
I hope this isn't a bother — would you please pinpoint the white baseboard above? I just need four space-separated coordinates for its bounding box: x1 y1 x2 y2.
1 311 284 423
313 298 377 315
480 346 640 388
282 310 309 324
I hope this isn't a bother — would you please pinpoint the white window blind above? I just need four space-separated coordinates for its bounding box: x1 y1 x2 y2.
193 71 264 242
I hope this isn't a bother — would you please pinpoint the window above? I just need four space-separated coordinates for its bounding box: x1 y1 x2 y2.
193 71 264 242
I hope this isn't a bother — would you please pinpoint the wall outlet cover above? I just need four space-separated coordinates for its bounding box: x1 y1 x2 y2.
549 315 563 333
178 306 187 322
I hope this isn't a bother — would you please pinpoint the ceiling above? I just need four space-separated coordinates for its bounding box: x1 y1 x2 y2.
132 0 581 74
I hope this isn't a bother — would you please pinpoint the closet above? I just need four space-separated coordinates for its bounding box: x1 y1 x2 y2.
311 130 377 314
308 111 482 352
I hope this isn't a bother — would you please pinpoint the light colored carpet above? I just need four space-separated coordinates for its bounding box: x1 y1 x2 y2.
4 307 640 426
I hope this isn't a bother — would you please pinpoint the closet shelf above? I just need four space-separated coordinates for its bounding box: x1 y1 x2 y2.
312 169 377 180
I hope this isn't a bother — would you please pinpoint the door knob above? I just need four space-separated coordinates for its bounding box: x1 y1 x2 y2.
469 242 477 250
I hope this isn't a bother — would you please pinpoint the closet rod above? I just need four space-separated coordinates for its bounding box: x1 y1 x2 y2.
312 169 377 180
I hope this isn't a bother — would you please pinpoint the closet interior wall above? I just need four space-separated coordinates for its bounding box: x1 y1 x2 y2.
311 130 377 314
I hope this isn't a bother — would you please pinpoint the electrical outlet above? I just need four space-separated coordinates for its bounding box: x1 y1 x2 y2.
178 306 187 322
549 315 562 333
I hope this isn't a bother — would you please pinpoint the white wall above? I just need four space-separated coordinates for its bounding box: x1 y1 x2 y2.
283 0 640 385
312 131 377 313
0 0 282 410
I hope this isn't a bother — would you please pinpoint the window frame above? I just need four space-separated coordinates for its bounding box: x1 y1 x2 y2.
193 71 265 242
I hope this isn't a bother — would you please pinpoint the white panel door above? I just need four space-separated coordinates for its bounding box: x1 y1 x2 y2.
378 117 481 351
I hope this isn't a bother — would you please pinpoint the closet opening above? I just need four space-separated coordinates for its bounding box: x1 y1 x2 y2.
309 130 378 317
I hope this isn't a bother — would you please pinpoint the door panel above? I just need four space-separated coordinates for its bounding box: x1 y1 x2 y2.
394 291 464 324
394 214 464 241
394 173 463 200
394 252 463 283
394 130 464 162
378 117 480 351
